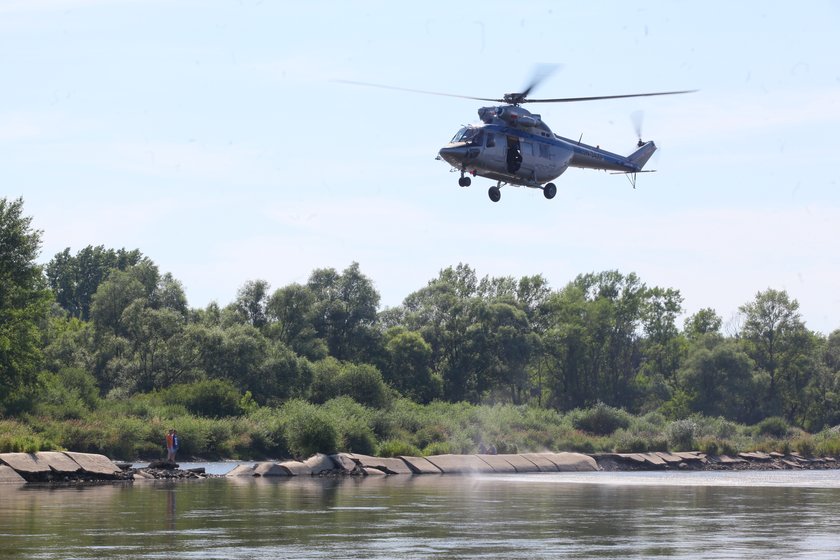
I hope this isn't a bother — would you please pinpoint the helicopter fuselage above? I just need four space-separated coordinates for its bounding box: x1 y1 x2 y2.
437 104 657 200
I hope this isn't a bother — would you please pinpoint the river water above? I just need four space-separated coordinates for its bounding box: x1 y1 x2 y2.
2 468 839 559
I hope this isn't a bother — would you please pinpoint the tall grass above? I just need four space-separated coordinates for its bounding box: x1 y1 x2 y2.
4 397 839 460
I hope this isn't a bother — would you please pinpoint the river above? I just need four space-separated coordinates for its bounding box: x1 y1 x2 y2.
2 467 839 559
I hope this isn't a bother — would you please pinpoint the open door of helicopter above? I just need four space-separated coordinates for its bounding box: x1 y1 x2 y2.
506 136 522 173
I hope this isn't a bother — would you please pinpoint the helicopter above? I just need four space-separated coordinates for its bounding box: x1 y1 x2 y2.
341 71 695 202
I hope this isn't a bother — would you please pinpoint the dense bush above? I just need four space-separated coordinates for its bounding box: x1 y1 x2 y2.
159 379 243 418
571 402 631 435
0 420 57 452
666 419 697 451
377 439 422 457
755 416 791 438
247 407 289 457
5 391 838 460
281 399 338 458
813 430 840 457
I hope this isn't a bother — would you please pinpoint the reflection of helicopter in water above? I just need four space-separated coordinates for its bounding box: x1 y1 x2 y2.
342 70 694 202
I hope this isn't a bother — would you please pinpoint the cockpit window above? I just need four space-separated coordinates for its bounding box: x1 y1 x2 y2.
450 127 469 142
450 127 484 144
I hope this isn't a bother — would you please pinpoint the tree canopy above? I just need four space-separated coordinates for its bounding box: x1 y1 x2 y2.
0 198 51 409
2 201 838 433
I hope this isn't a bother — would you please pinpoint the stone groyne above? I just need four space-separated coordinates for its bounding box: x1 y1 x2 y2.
2 450 837 484
0 451 130 484
226 451 599 477
225 450 839 477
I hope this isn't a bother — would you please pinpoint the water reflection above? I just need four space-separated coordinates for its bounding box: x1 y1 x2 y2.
1 472 839 559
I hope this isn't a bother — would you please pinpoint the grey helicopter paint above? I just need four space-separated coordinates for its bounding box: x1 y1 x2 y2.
438 105 659 202
340 69 694 202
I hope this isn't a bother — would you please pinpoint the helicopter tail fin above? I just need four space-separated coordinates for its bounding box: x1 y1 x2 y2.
627 141 657 170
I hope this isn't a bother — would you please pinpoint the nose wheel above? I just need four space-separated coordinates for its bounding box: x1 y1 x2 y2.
458 176 471 187
488 186 501 202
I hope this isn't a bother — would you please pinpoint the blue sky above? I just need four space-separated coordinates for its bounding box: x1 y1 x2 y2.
2 1 839 333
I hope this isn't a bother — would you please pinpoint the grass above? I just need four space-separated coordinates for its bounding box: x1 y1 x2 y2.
1 397 838 461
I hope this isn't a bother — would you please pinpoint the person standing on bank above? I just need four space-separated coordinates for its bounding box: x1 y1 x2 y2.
166 429 175 462
171 430 180 462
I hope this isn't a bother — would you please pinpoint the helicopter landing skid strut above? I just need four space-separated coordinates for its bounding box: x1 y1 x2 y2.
458 168 472 187
487 180 505 202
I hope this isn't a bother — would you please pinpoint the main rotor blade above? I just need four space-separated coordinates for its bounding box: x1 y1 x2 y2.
523 90 698 103
519 63 562 98
334 80 503 103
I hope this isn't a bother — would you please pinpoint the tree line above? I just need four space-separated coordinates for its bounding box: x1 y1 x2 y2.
2 196 839 432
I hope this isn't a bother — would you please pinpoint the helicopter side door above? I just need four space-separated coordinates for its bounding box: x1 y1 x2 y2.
505 136 522 173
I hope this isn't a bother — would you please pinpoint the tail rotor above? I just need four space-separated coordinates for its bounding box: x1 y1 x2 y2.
631 110 645 147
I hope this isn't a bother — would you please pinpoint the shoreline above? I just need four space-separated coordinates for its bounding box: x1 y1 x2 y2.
2 450 838 484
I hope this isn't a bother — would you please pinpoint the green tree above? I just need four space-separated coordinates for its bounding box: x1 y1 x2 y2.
45 245 145 320
543 271 646 411
89 269 148 338
676 338 756 421
467 300 538 404
242 341 313 405
800 330 840 431
739 289 814 419
382 327 439 403
684 308 723 340
41 314 94 375
397 265 480 402
310 357 390 408
266 283 327 360
307 262 381 363
232 279 271 329
0 198 52 410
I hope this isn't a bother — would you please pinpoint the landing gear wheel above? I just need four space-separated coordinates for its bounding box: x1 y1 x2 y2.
488 186 501 202
543 183 557 200
458 176 471 187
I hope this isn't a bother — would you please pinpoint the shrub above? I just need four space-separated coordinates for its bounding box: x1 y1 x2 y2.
334 364 390 409
339 419 377 455
814 432 840 457
666 419 697 451
422 441 452 456
572 402 631 436
556 432 600 454
697 436 719 456
792 435 815 457
613 429 667 453
414 424 450 449
377 439 422 458
755 416 790 439
282 400 338 458
160 379 243 418
696 436 738 456
247 407 289 457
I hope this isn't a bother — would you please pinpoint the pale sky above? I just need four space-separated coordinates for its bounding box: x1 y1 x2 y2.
2 1 839 333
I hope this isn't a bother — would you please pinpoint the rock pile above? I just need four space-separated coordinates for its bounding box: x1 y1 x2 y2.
128 460 215 480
